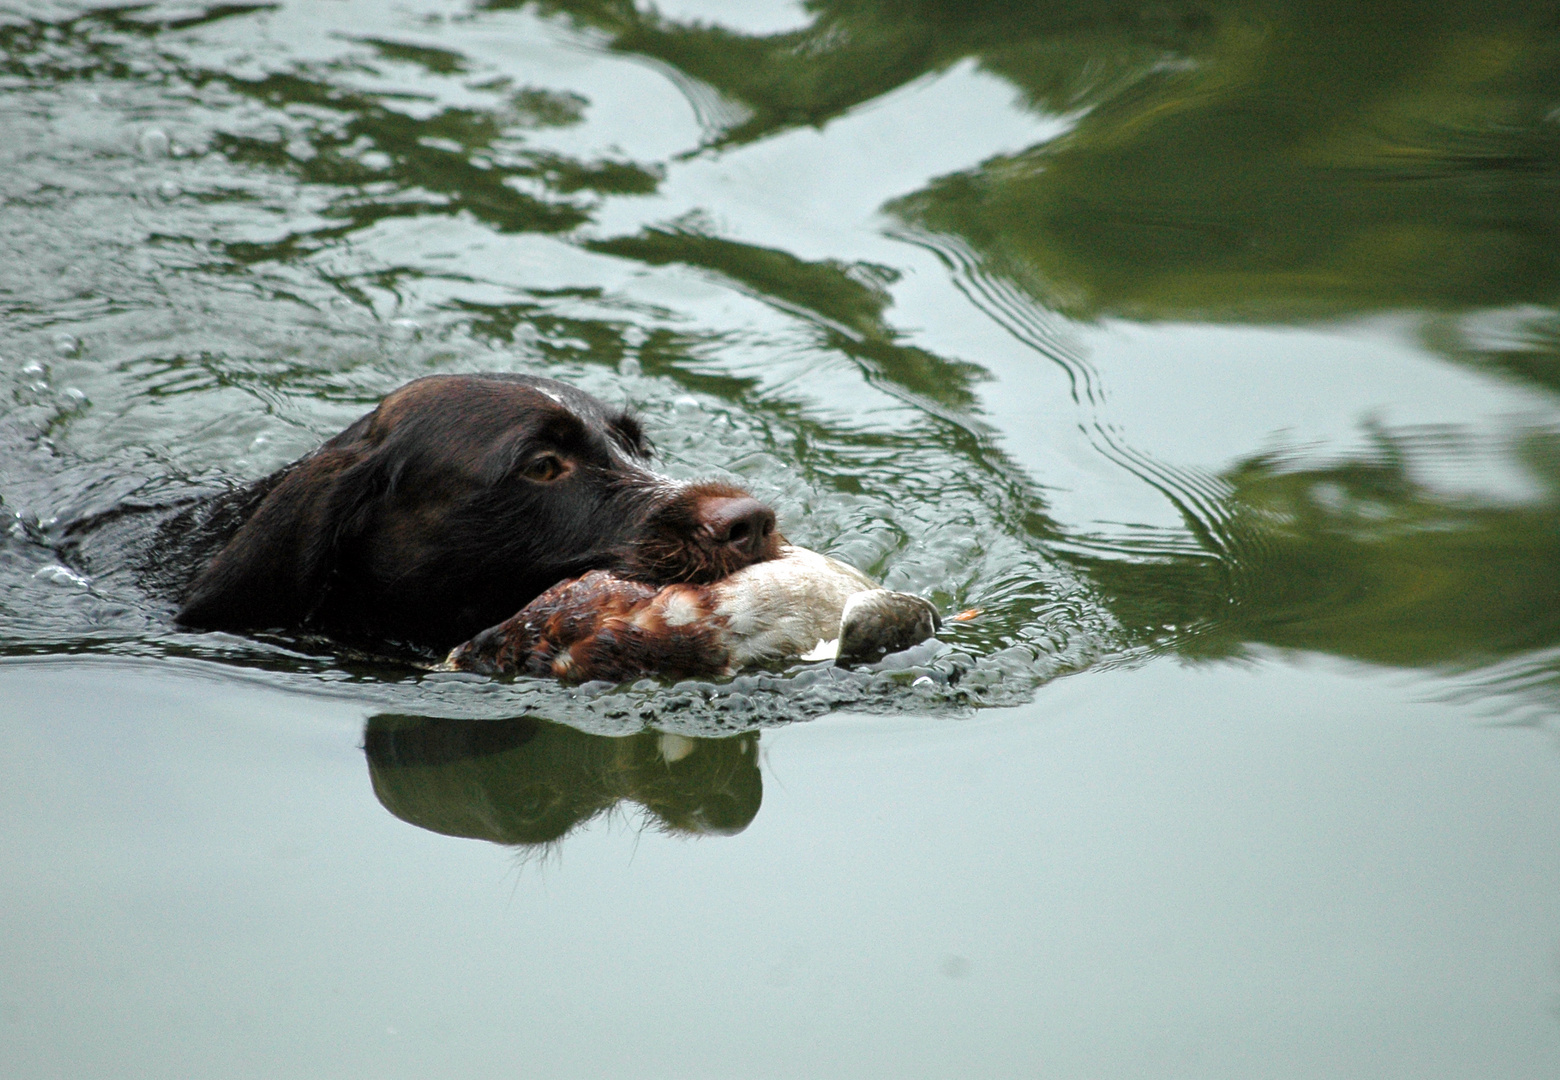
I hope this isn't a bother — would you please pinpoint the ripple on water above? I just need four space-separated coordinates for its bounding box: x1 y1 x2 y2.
0 0 1124 726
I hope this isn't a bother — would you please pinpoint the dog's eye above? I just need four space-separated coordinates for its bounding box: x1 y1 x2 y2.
519 454 568 483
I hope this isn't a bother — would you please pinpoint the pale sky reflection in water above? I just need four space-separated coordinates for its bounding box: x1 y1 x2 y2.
2 660 1558 1079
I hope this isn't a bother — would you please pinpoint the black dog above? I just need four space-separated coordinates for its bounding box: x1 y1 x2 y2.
162 373 779 650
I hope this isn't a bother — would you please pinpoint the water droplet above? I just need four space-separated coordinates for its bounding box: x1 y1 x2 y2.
158 180 181 199
20 360 45 377
673 395 701 414
61 387 86 404
622 326 648 348
52 333 79 357
34 564 89 588
138 127 170 159
617 356 642 377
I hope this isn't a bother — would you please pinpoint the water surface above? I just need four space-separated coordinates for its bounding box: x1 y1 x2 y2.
3 1 1560 1075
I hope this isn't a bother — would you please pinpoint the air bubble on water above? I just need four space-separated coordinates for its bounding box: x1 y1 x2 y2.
138 127 170 159
249 434 271 451
21 360 45 377
52 333 78 357
34 565 90 588
62 387 86 404
673 395 701 414
622 326 648 349
617 356 642 377
158 180 181 199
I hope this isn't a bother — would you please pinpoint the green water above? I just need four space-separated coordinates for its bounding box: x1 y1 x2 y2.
3 2 1559 1075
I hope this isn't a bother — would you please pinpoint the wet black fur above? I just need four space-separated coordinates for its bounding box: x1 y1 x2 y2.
146 372 775 651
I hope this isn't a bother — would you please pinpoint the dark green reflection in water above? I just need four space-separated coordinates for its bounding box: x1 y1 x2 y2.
511 0 1560 704
533 0 1560 317
512 0 1219 146
4 1 1560 719
365 714 761 846
891 5 1560 321
1077 428 1560 683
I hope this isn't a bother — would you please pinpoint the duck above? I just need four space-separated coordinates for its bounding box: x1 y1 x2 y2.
442 545 939 683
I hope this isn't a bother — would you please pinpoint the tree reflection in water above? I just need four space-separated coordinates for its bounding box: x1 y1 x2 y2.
4 0 1560 718
510 0 1560 708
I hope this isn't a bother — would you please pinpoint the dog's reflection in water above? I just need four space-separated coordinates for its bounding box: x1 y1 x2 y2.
364 714 762 848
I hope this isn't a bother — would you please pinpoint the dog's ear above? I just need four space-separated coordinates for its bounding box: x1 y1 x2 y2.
176 449 387 632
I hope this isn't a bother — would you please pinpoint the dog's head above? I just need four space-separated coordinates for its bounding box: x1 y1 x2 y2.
175 373 780 648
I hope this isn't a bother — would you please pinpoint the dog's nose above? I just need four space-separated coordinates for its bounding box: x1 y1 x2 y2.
702 496 776 559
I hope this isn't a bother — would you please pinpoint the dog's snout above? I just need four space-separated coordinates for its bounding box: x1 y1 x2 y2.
701 496 776 558
624 482 781 585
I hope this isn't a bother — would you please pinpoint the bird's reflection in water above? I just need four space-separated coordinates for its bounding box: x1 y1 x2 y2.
364 715 762 849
